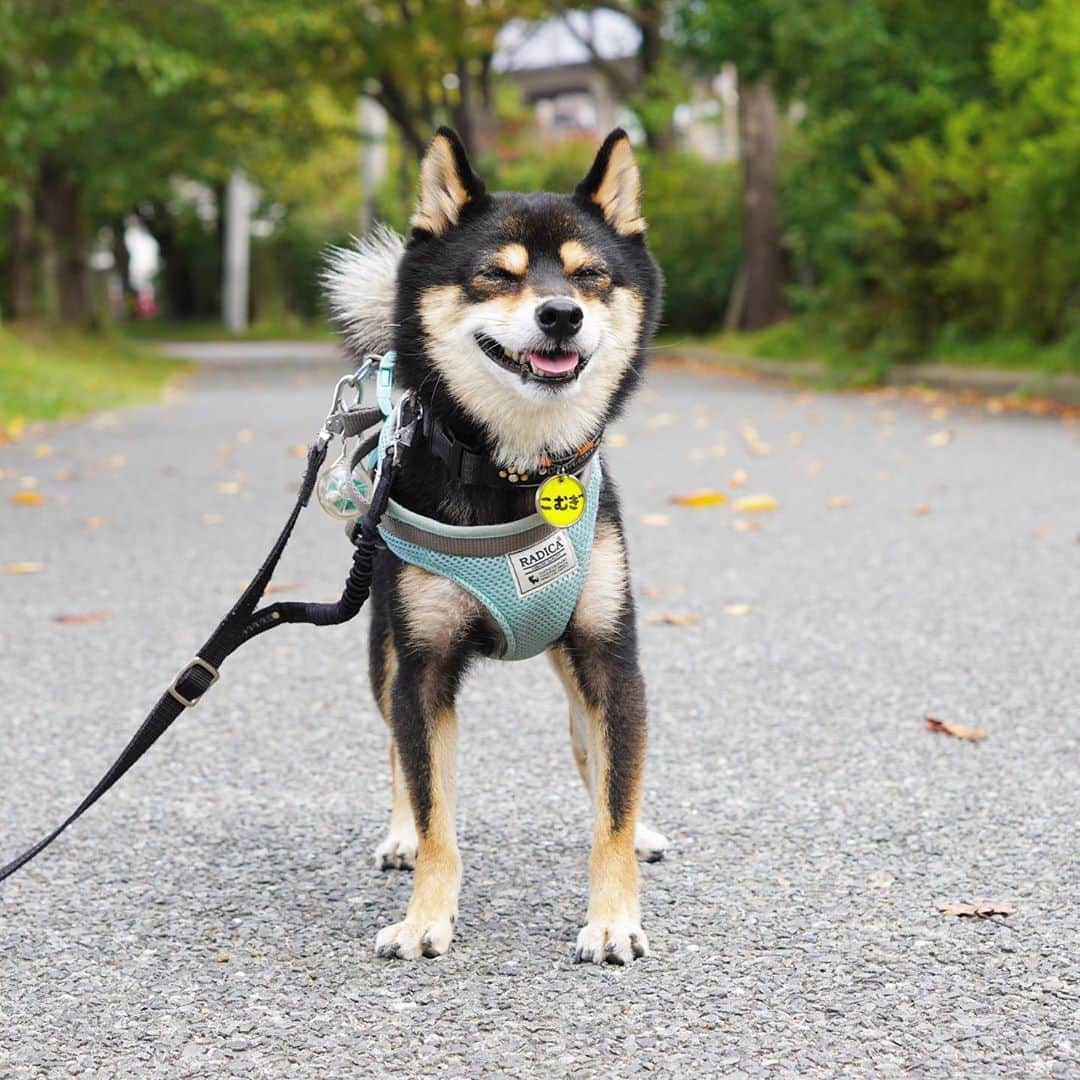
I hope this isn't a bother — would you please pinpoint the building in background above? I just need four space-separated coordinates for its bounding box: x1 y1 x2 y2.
494 11 736 161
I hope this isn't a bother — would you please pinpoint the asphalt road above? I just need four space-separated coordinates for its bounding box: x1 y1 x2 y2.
2 347 1077 1078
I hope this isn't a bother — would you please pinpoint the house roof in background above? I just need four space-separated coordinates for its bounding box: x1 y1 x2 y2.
494 10 640 73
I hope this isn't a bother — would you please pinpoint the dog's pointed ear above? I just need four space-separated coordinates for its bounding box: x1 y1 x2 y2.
411 127 487 238
574 129 645 237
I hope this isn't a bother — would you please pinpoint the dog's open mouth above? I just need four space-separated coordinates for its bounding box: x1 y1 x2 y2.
475 334 589 385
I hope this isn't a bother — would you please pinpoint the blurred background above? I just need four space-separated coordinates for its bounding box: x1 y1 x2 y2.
0 0 1077 426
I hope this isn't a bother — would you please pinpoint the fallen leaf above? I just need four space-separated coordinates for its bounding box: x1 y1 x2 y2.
18 475 38 489
733 494 779 513
805 460 822 476
84 516 110 529
1031 523 1052 540
640 585 667 598
732 519 761 533
935 898 1015 919
236 581 304 594
109 455 126 469
53 610 110 625
729 469 748 487
637 513 671 527
288 444 307 458
929 405 949 421
645 411 675 430
709 443 727 457
1 561 44 575
913 504 931 516
739 422 770 456
237 429 253 443
53 467 77 482
647 612 700 626
32 444 53 459
927 430 954 447
11 490 45 506
215 481 241 495
788 431 804 446
724 603 752 616
826 495 851 509
985 399 1005 416
925 715 987 742
200 513 224 526
7 417 27 439
606 432 628 448
669 489 727 508
215 442 235 461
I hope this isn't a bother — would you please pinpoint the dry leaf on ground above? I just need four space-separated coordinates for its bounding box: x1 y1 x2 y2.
1031 523 1052 540
33 444 53 459
109 455 126 469
200 513 224 526
288 444 307 458
53 611 111 625
913 504 931 516
237 429 253 443
606 432 628 448
724 603 752 616
216 481 241 495
935 898 1015 918
925 715 987 742
826 495 852 509
84 516 110 529
729 469 748 487
733 494 779 513
637 513 671 527
733 519 761 533
669 489 727 508
235 581 304 595
11 490 45 506
2 561 44 575
640 585 667 598
927 430 954 447
647 612 700 626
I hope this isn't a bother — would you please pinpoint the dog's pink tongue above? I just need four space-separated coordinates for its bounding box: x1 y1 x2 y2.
527 351 579 376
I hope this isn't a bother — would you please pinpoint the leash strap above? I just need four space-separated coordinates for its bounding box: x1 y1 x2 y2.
0 415 413 884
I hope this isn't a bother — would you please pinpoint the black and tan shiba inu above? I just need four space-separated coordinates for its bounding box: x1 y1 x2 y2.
325 127 666 964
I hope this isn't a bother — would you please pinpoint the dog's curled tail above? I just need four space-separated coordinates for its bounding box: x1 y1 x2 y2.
322 223 405 357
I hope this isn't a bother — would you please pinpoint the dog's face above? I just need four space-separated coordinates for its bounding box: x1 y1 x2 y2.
395 128 662 467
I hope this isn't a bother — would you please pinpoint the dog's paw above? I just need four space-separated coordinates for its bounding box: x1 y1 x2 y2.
634 822 670 863
374 917 454 960
374 826 418 871
574 920 649 965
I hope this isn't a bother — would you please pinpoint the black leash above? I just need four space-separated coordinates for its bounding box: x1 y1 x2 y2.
0 400 419 885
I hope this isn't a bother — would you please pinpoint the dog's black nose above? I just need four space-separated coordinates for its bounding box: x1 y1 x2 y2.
535 297 583 339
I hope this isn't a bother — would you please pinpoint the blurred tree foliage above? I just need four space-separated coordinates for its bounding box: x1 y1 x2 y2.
0 0 1075 356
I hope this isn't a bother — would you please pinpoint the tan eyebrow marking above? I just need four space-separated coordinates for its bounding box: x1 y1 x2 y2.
560 240 592 275
492 243 529 277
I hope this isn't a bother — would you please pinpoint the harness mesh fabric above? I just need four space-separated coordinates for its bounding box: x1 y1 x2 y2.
379 462 602 661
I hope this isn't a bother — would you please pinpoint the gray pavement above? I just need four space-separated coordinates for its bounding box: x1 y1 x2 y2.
1 346 1078 1077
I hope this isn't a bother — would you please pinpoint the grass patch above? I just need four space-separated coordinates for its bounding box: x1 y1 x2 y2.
0 324 190 431
662 320 1079 382
123 317 336 343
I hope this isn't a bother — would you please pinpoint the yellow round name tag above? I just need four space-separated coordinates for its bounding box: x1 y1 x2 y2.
536 473 587 527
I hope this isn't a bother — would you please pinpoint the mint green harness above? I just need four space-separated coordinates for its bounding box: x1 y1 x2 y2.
373 399 601 661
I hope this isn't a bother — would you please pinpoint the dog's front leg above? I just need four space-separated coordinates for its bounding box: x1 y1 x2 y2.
374 661 460 960
552 637 650 965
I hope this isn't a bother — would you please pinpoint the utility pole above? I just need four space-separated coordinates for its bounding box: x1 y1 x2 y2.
222 170 257 334
359 93 388 236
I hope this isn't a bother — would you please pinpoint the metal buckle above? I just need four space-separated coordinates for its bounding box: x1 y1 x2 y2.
168 656 220 709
